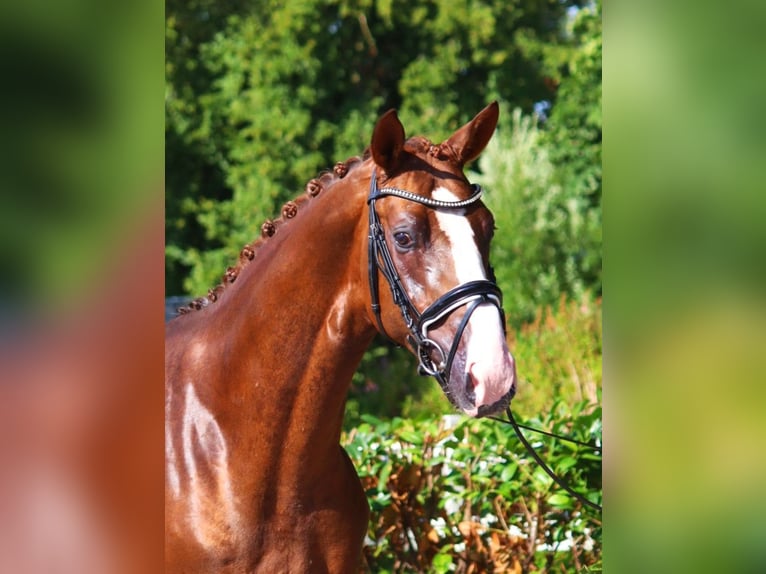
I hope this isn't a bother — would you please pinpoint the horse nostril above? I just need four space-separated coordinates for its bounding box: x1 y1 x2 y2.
464 370 477 403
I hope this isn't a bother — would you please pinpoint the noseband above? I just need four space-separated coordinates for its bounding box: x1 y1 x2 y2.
367 170 506 390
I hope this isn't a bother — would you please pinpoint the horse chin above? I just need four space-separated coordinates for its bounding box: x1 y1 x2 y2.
450 385 514 418
468 389 515 418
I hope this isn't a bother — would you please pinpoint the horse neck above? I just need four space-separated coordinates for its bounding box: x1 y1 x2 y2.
195 169 376 475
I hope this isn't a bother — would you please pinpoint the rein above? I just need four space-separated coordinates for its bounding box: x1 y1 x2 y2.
493 407 603 512
367 169 503 389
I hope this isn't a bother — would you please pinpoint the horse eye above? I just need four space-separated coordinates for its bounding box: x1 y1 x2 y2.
393 231 413 248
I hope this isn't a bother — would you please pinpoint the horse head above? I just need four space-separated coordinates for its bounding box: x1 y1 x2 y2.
365 102 517 417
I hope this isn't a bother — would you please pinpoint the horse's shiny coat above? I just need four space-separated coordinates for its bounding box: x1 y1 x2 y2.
165 103 516 572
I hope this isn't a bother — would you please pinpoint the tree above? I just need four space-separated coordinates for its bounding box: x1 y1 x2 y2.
541 0 602 295
165 0 588 296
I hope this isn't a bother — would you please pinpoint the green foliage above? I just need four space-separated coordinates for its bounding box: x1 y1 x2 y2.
344 342 439 431
471 106 601 327
511 295 602 420
343 401 602 572
543 1 602 305
544 1 602 206
467 2 602 328
165 0 590 296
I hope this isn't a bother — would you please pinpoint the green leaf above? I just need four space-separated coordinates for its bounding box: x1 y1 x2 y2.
432 550 453 573
548 492 574 509
360 413 383 426
500 463 518 481
556 456 578 473
377 461 393 491
397 429 423 445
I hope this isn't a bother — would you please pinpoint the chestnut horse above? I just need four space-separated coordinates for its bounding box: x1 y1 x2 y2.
165 102 517 573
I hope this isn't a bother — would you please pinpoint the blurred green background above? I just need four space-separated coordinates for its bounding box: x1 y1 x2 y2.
0 0 165 572
0 0 162 314
606 2 766 573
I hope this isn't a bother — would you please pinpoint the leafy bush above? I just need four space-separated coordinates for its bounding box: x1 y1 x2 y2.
343 402 602 572
343 295 602 572
510 294 602 420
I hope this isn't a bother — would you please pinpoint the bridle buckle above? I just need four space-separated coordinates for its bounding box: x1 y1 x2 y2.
416 338 447 377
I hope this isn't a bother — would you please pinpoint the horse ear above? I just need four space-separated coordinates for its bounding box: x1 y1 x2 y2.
442 101 500 166
370 109 405 173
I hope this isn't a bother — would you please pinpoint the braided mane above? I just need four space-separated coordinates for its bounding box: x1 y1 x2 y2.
176 152 370 316
175 136 453 317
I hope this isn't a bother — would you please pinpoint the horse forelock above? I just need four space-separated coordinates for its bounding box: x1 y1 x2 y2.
406 135 461 165
176 152 370 316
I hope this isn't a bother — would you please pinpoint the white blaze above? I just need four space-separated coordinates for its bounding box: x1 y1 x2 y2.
432 187 515 409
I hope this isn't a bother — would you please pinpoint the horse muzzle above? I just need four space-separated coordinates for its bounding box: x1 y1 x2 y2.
414 286 517 417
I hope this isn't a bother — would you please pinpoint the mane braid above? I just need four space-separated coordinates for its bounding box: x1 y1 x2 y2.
176 153 368 316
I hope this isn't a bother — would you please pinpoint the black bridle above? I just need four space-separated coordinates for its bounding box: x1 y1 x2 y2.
366 169 602 513
367 169 505 391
